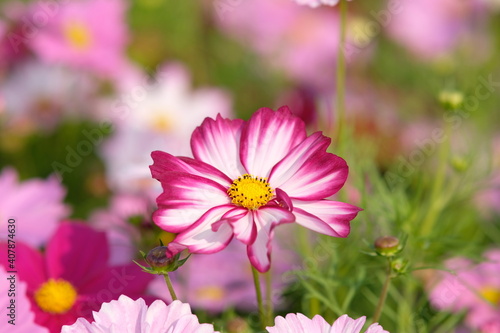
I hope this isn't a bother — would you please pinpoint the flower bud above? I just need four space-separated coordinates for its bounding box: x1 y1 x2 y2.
145 246 173 269
135 243 190 275
438 90 463 110
391 258 408 274
451 156 468 173
374 236 402 257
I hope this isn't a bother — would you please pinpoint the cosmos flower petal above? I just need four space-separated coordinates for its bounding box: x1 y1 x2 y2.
46 222 109 286
191 114 246 179
292 200 362 238
267 313 386 333
153 172 230 233
366 323 390 333
247 206 295 273
0 241 47 290
175 205 235 253
62 296 219 333
331 314 366 332
214 207 257 245
240 106 307 177
151 151 232 188
269 132 348 199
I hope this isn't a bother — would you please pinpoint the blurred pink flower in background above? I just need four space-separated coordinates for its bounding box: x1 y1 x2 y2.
430 250 500 333
0 222 154 333
0 266 49 333
266 313 389 333
212 0 346 91
386 0 488 60
62 296 220 333
0 2 32 72
29 0 129 79
150 107 361 272
0 167 69 248
293 0 340 7
149 237 297 312
1 60 96 132
90 193 153 265
100 63 232 196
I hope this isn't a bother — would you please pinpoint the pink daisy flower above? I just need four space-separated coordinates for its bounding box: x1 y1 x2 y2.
150 107 361 272
29 0 129 79
430 250 500 332
0 222 153 333
267 313 389 333
0 167 69 248
62 295 219 333
0 266 48 333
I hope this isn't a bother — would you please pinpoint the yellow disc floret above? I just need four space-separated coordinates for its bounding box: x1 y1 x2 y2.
34 278 78 314
64 22 92 50
228 174 273 210
481 287 500 306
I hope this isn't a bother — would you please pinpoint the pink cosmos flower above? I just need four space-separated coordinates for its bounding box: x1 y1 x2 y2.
0 266 48 333
62 295 219 333
430 249 500 332
0 167 69 248
29 0 129 79
386 0 487 60
266 313 389 333
212 0 348 91
0 222 153 333
100 63 232 196
150 106 361 272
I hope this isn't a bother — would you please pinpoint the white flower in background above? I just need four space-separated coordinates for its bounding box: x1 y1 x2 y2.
100 63 232 195
293 0 344 7
1 60 96 132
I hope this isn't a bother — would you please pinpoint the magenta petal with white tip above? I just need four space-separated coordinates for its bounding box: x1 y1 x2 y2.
293 200 362 238
240 107 307 177
247 206 295 272
191 114 246 179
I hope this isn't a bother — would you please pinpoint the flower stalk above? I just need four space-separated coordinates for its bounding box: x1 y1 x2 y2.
372 258 392 323
252 266 267 329
163 272 178 301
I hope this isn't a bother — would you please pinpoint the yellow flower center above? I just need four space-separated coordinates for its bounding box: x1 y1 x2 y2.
34 279 78 314
228 174 273 210
195 286 225 301
64 22 92 50
151 113 173 132
480 287 500 306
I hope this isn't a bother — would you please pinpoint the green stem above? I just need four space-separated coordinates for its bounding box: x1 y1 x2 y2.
163 273 178 301
265 270 274 326
252 266 266 329
335 0 348 145
420 120 452 236
372 260 392 323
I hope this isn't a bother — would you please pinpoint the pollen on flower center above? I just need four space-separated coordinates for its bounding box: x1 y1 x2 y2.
228 174 273 210
34 278 78 314
480 286 500 305
64 22 92 50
